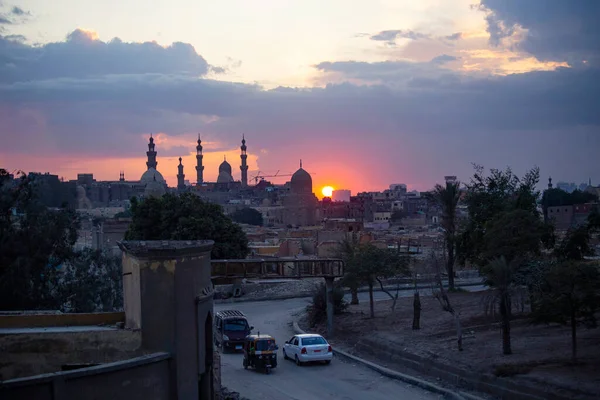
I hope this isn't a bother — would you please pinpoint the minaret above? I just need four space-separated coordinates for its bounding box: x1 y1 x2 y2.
548 176 553 189
146 134 158 170
119 171 124 182
177 157 185 190
195 134 204 185
240 135 248 186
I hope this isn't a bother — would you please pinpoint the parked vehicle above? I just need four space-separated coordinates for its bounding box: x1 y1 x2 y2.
282 333 333 365
214 310 253 352
242 334 279 374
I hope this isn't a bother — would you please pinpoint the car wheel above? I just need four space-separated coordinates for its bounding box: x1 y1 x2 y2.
295 355 301 366
283 349 289 360
325 360 331 365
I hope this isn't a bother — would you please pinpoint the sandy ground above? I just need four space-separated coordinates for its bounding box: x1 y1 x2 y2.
306 290 600 398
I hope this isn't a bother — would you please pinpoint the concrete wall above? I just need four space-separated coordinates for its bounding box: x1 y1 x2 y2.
0 312 124 329
0 353 171 400
0 328 143 381
119 240 215 400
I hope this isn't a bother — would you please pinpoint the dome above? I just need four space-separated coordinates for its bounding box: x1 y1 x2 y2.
219 159 232 176
144 180 166 198
290 167 312 194
217 170 234 184
140 168 166 185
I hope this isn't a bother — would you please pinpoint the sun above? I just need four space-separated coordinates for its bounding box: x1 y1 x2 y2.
322 186 334 197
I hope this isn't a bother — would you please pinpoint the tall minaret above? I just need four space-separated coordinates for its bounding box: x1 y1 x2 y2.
195 134 204 185
177 157 185 190
240 135 248 186
146 134 158 170
548 176 553 189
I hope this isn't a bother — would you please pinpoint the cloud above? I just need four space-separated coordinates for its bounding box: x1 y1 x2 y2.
11 6 30 17
313 58 460 87
430 54 458 64
0 4 30 26
1 30 599 192
479 0 600 64
0 29 209 83
370 30 430 46
445 32 462 41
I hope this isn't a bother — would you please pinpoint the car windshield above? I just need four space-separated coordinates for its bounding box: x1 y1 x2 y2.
256 339 276 351
301 336 327 346
224 319 248 331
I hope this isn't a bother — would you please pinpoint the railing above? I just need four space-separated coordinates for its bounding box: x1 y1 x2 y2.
211 258 344 281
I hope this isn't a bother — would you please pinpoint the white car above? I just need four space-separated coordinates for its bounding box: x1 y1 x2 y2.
282 333 333 365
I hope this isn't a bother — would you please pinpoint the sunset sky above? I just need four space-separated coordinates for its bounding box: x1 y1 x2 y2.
1 0 599 195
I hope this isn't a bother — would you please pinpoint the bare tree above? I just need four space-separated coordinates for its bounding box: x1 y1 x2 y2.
376 238 413 311
429 250 463 351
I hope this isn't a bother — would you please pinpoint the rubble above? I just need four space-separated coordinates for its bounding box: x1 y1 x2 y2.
216 387 252 400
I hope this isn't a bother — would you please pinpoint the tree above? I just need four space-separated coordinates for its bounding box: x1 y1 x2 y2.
354 243 409 318
0 169 80 311
125 192 249 259
428 250 463 351
457 164 547 267
482 257 517 355
308 282 348 326
336 237 361 305
531 261 600 362
58 249 123 313
482 209 547 265
426 181 461 290
230 207 263 226
554 226 594 261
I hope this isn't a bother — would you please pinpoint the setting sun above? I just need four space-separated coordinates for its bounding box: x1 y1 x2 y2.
321 186 334 197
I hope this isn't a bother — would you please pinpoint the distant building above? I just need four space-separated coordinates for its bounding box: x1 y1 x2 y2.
332 189 351 202
28 172 77 209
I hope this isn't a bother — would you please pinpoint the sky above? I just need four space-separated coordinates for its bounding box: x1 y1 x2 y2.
1 0 599 196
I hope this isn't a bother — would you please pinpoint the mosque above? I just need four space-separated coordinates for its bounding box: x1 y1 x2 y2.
75 134 318 226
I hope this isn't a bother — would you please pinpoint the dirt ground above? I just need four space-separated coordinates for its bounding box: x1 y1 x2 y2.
307 290 600 397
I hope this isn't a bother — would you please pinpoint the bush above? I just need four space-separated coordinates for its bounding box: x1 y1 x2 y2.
307 282 348 326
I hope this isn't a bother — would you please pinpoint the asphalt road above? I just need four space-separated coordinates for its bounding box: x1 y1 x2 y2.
215 286 487 400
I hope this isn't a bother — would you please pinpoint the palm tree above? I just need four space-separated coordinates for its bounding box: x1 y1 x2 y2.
429 181 461 290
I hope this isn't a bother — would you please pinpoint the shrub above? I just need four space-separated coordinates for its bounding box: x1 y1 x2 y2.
307 282 348 326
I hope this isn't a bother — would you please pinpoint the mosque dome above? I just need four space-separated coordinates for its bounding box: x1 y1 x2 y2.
140 168 166 185
144 179 166 198
219 158 232 176
217 170 234 184
290 162 312 194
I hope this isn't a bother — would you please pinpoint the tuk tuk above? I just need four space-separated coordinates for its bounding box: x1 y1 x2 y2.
242 334 279 374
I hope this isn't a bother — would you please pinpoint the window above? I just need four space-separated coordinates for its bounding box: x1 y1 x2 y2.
256 339 276 351
293 338 299 346
301 336 327 346
224 319 248 331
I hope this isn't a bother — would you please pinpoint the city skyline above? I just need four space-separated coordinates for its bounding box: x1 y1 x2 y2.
1 1 599 194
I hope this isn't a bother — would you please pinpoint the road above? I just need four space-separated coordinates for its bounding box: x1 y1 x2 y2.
215 285 487 400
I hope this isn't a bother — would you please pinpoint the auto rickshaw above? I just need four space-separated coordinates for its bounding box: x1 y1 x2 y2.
242 333 279 374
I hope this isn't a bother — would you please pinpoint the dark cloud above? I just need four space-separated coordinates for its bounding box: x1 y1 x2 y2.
0 4 30 25
0 32 598 187
445 32 462 41
370 30 429 45
11 6 30 16
0 29 209 83
430 54 457 64
479 0 600 64
315 57 460 85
